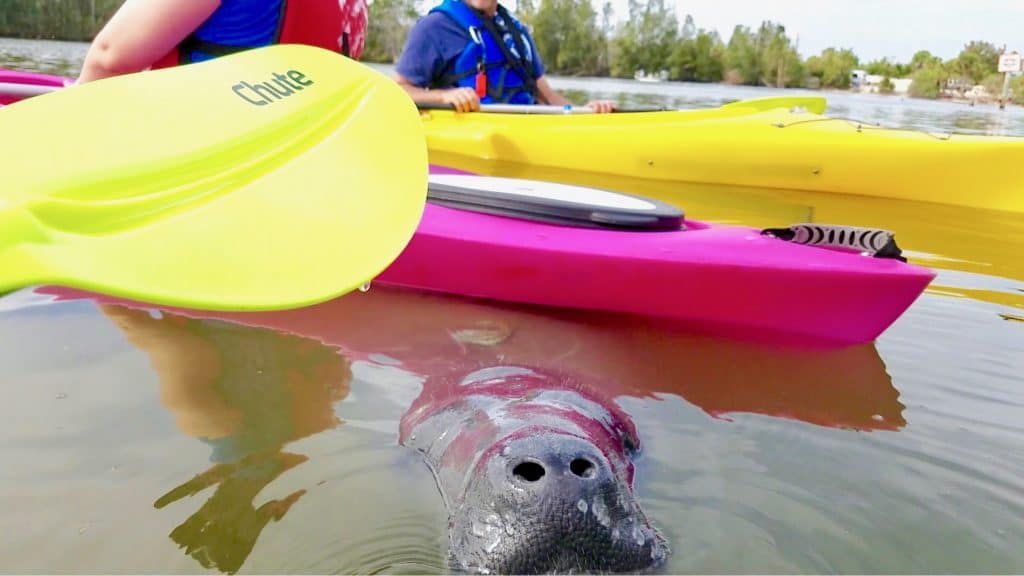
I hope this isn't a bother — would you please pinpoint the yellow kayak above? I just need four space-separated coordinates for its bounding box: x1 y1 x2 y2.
420 96 1024 214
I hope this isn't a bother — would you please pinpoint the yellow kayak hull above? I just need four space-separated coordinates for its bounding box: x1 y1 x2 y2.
420 97 1024 214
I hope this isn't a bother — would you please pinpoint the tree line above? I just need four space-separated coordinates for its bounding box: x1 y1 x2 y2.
362 0 1023 99
4 0 1021 99
0 0 121 41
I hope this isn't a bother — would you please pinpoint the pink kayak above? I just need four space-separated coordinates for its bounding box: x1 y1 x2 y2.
370 168 935 344
32 165 934 344
2 69 934 343
0 69 64 105
30 169 934 344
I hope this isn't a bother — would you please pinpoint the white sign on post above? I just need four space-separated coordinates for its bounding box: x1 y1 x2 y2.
998 52 1022 73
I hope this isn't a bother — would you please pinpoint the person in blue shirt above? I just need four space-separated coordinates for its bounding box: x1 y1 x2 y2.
76 0 367 84
394 0 615 113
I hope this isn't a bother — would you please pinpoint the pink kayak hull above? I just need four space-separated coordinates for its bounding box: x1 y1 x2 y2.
375 167 935 344
0 69 65 105
1 68 934 342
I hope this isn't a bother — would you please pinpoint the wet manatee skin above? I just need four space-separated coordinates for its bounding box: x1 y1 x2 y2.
400 366 669 574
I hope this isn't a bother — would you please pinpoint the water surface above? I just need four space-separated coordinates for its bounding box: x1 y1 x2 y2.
1 36 1022 574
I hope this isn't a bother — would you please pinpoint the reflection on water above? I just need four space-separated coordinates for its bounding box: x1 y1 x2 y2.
2 276 1023 572
155 451 308 574
98 304 350 574
43 285 906 432
0 285 905 573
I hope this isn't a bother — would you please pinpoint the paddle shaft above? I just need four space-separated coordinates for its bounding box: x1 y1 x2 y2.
416 102 668 114
6 83 816 116
5 77 825 116
1 86 653 113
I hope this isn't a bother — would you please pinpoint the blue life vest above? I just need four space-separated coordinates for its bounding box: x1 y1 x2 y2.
429 0 538 104
180 0 287 63
154 0 352 69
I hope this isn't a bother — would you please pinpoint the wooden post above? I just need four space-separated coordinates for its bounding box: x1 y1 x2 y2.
997 51 1021 110
1002 72 1010 110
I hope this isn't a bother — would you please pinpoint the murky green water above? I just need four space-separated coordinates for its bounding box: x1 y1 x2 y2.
2 37 1023 574
0 37 86 76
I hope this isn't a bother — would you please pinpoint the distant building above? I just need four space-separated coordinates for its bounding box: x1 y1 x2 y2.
965 84 991 99
852 72 912 95
945 77 971 91
634 68 669 82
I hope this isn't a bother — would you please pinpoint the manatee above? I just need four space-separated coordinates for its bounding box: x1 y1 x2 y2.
399 365 668 574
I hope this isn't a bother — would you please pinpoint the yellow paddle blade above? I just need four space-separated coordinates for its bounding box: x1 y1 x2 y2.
0 44 427 311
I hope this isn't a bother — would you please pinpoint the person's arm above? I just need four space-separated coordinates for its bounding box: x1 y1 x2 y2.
394 73 480 112
392 14 480 113
534 76 616 113
533 76 568 106
77 0 221 84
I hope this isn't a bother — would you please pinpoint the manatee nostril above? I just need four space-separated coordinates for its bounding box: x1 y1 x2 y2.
623 436 638 453
569 457 596 479
512 460 546 482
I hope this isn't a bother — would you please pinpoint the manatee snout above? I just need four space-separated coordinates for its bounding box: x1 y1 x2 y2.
401 366 669 574
449 432 668 574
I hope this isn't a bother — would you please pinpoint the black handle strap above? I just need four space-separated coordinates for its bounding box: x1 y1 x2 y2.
761 224 907 262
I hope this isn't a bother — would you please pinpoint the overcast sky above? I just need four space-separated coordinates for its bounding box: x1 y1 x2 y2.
501 0 1024 63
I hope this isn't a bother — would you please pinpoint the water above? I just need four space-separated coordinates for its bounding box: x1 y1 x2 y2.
3 38 1024 138
0 37 87 77
2 37 1023 574
548 75 1024 138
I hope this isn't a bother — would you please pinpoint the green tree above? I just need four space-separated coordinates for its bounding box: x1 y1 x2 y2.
671 25 724 82
598 1 614 74
530 0 607 76
722 21 802 87
982 72 1006 101
910 50 942 71
362 0 420 63
865 58 911 77
758 22 803 87
670 28 725 82
908 64 947 98
0 0 124 40
1011 74 1024 103
805 47 859 88
610 0 678 77
865 58 895 77
515 0 537 26
723 25 759 84
950 40 1001 85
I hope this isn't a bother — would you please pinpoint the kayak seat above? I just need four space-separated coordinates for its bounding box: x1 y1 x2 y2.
426 175 684 231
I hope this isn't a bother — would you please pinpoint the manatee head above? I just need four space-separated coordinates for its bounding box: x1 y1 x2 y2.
400 366 668 574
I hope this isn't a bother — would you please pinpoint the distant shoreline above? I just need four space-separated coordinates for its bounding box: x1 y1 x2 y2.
1 35 1018 109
